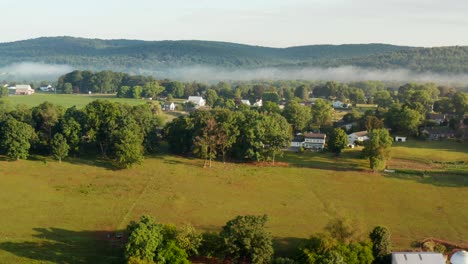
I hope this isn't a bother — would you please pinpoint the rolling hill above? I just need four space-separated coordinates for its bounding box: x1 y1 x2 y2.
0 37 467 77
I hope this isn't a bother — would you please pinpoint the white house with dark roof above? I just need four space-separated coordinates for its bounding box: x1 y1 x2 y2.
391 252 445 264
187 96 206 108
290 133 326 150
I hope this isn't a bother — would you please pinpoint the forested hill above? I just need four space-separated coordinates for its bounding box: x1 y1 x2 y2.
0 36 467 74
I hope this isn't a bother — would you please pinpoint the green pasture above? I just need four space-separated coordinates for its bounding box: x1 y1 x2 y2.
0 140 467 263
5 93 148 109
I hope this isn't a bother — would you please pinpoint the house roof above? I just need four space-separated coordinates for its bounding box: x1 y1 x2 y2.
15 85 33 90
427 113 445 120
391 252 445 264
303 133 326 139
422 127 455 135
351 131 368 137
188 96 204 104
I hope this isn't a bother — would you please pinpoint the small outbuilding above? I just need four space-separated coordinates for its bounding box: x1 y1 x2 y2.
391 252 445 264
395 136 407 142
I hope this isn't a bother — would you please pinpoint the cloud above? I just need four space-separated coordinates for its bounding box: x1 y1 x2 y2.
157 65 468 84
0 62 74 79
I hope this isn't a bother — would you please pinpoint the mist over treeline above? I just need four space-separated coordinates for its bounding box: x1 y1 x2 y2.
2 62 468 90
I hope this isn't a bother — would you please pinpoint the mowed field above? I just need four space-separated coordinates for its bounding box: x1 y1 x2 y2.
0 139 467 263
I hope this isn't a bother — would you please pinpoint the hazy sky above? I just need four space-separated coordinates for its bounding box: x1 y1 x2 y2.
1 0 467 47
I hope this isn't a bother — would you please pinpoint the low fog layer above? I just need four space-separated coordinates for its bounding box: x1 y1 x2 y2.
0 62 74 80
2 62 468 85
158 66 468 84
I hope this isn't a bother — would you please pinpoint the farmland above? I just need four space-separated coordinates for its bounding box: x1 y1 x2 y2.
0 140 467 263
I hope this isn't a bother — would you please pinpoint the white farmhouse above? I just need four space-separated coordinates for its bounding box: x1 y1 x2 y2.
187 96 206 108
15 85 35 95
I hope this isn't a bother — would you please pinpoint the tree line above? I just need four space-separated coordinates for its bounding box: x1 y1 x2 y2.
164 108 291 164
124 214 400 264
0 100 164 168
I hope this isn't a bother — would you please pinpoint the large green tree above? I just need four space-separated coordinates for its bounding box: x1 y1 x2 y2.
125 215 163 263
113 121 144 169
0 117 35 160
369 226 391 264
282 101 311 132
362 129 393 171
220 215 274 264
51 133 69 162
327 128 348 155
311 99 333 129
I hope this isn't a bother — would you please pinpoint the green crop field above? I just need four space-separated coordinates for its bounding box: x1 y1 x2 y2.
0 140 467 263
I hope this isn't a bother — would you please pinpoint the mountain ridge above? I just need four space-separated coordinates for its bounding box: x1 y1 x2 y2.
1 37 467 75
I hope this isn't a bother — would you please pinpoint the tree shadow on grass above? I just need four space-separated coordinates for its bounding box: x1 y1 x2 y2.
282 152 368 172
383 171 468 187
273 237 308 258
0 227 125 264
63 156 119 171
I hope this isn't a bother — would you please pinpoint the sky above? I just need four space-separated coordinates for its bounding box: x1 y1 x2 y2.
1 0 468 47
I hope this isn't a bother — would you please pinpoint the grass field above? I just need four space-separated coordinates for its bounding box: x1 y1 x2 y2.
5 93 148 109
0 140 467 263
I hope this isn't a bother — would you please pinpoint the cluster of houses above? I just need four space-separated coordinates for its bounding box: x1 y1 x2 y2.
290 130 409 151
162 96 264 112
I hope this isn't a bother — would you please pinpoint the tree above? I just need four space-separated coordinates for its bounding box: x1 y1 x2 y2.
373 90 393 108
206 89 219 107
142 81 165 98
369 226 391 264
294 85 310 100
324 217 361 244
51 133 69 162
262 92 280 103
113 122 144 169
362 129 393 171
220 215 273 264
452 91 467 117
125 215 163 262
348 88 366 105
31 101 64 152
175 224 202 256
311 99 333 129
364 116 384 131
63 82 73 94
385 104 423 136
58 118 81 154
260 114 291 163
0 117 35 160
282 101 311 132
156 241 190 264
194 118 220 168
327 128 348 155
0 86 9 98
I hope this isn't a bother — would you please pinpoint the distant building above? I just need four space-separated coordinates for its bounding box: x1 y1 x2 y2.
39 85 54 92
187 96 206 108
15 85 35 95
241 100 251 106
303 133 326 150
253 99 263 107
333 101 349 109
391 252 445 264
348 131 369 146
421 127 456 140
395 136 407 142
163 102 176 111
427 113 446 125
